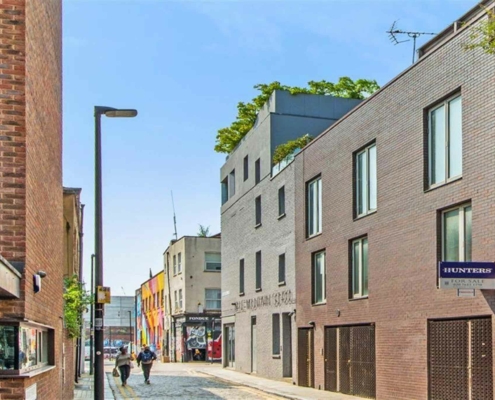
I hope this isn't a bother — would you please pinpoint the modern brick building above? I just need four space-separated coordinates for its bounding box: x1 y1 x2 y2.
0 0 67 399
163 235 222 362
294 2 495 399
220 90 361 380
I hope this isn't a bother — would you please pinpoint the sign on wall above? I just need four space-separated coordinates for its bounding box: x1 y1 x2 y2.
439 261 495 289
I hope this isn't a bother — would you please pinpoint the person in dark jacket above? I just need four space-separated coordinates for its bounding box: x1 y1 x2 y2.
136 345 157 384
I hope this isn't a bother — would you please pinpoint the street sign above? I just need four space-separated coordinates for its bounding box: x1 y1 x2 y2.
97 286 111 303
457 288 476 297
439 261 495 289
95 317 103 329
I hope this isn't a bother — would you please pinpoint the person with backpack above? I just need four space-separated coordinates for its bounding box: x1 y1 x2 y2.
136 345 157 384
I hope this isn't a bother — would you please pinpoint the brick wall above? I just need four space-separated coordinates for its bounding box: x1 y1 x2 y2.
294 11 495 400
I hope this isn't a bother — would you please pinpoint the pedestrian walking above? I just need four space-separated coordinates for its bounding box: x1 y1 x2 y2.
137 345 157 384
114 346 132 386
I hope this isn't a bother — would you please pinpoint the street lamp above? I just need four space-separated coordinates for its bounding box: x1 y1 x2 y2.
94 106 137 400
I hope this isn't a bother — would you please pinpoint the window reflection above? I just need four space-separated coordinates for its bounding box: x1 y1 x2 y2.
0 326 17 370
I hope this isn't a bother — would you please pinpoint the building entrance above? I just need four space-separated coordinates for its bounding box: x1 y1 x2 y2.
297 328 314 387
251 317 257 373
224 324 235 368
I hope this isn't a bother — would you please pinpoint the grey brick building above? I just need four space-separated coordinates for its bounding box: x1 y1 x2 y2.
220 91 361 380
294 2 495 399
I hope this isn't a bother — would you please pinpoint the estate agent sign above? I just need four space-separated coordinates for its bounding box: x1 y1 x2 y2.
439 261 495 289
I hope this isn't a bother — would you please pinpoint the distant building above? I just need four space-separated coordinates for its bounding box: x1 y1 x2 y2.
220 90 361 380
163 235 222 362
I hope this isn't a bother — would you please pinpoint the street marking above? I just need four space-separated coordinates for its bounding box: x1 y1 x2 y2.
113 376 129 399
125 385 140 399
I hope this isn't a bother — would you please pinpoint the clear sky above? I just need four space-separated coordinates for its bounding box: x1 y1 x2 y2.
63 0 477 296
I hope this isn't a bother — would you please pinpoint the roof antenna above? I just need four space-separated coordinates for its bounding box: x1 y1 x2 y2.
387 20 437 63
171 191 178 241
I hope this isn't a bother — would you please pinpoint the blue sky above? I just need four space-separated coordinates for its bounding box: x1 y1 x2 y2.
63 0 477 295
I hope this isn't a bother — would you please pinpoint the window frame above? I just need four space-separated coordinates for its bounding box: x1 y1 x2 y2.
441 203 472 262
229 169 236 198
255 195 262 226
205 252 221 272
173 255 177 275
239 259 245 295
205 288 221 310
178 289 183 309
306 176 322 238
272 314 281 356
243 155 249 181
177 252 182 274
351 236 369 299
278 186 285 217
278 253 286 285
255 158 261 184
312 250 326 305
221 177 228 205
428 94 462 188
355 142 377 218
255 251 262 291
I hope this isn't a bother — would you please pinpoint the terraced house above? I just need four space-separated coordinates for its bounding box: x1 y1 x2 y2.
294 2 495 399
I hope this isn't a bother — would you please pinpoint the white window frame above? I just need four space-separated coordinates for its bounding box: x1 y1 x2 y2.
173 255 177 275
174 291 178 310
205 252 221 271
312 251 326 304
307 177 322 237
428 94 462 187
355 143 377 217
178 289 183 309
205 288 221 310
441 203 472 262
351 237 369 299
177 252 182 274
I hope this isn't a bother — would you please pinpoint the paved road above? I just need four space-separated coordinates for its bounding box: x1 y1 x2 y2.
107 364 285 399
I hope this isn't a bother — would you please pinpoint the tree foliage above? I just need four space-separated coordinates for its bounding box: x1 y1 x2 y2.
197 224 210 237
273 134 314 164
214 77 380 154
63 275 92 338
463 7 495 55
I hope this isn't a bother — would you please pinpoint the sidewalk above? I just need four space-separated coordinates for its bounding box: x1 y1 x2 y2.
199 366 363 400
74 372 115 400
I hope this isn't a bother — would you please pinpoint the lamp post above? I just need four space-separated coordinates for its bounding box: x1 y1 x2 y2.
127 310 132 353
94 106 137 400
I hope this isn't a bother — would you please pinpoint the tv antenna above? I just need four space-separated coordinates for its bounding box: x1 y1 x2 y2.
387 21 436 63
171 191 178 241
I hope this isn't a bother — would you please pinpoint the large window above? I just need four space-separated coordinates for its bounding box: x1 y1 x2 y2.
312 251 325 304
429 95 462 186
255 158 261 184
229 169 236 197
256 251 262 291
355 143 377 217
255 196 262 226
278 253 286 284
178 252 182 273
205 289 221 310
307 177 322 237
272 314 280 356
205 253 221 271
244 155 249 181
239 259 245 294
351 237 369 298
278 186 285 217
442 204 472 262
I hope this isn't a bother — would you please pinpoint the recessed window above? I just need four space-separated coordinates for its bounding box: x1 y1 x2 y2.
278 253 286 284
272 314 280 356
255 251 262 291
173 255 177 275
351 237 368 299
255 158 261 184
255 196 262 226
355 143 377 217
312 251 325 304
442 203 471 262
306 176 322 237
205 252 221 271
221 177 228 205
278 186 285 217
244 155 249 181
239 259 245 294
174 291 178 310
205 288 221 310
428 95 462 187
178 289 183 309
177 252 182 273
229 169 236 198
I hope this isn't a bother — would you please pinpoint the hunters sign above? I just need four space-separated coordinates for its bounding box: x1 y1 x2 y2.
439 261 495 289
233 289 295 313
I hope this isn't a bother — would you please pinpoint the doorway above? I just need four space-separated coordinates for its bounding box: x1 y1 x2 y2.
297 328 314 387
251 317 257 373
224 324 235 368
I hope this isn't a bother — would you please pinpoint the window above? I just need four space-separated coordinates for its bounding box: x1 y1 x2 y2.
173 255 177 275
255 251 262 291
161 289 164 306
442 204 472 262
355 143 377 216
278 186 285 217
351 237 369 298
244 155 249 181
255 196 262 226
278 253 286 284
178 252 182 273
205 252 221 271
272 314 280 356
255 158 261 184
239 259 245 294
312 251 326 304
221 177 228 205
307 177 322 237
178 289 183 309
229 169 236 198
164 295 168 313
205 289 221 310
174 291 178 310
428 95 462 186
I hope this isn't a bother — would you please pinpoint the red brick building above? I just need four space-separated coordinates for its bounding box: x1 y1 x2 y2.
294 2 495 399
0 0 69 399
